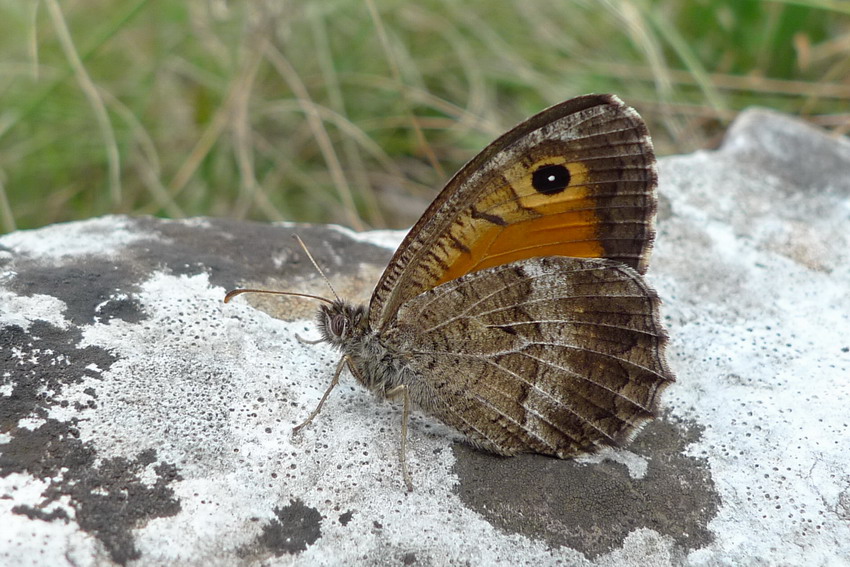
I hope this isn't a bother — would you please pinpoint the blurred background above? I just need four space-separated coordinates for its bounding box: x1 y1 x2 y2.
0 0 848 234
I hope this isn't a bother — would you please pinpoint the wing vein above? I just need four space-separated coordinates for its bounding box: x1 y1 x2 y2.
485 319 663 338
481 358 618 445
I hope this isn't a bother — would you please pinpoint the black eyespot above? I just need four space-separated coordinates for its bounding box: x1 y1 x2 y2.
531 164 570 195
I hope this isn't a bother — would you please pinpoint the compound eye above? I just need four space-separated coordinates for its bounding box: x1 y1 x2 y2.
330 314 347 337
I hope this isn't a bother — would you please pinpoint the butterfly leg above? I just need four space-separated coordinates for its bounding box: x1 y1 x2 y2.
294 332 324 345
292 355 348 435
337 359 418 489
385 384 413 492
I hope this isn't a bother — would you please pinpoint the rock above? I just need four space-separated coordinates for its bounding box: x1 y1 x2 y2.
1 108 848 566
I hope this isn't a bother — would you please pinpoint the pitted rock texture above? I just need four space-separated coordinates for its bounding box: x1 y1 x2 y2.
1 108 848 565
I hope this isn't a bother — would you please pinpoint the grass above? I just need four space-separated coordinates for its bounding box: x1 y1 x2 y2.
0 0 848 233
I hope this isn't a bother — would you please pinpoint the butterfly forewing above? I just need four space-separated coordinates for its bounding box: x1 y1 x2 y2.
370 94 657 331
382 256 672 456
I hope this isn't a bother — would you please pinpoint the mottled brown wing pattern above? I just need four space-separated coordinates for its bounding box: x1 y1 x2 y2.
383 256 672 456
370 94 657 331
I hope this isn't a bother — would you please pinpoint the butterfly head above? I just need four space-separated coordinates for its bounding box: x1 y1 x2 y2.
317 300 368 349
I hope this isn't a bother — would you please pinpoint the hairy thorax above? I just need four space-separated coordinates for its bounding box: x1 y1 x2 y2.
316 300 416 396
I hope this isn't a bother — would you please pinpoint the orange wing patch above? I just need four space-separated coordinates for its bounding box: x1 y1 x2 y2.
435 158 604 285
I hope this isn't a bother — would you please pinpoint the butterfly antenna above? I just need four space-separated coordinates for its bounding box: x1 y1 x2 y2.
293 234 340 302
223 288 334 304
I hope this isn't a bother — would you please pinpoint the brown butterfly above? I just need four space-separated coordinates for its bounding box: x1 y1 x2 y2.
226 94 674 491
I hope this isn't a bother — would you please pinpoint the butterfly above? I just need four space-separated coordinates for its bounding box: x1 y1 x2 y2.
226 93 674 491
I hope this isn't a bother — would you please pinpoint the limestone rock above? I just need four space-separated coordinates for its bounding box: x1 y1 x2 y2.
1 108 848 566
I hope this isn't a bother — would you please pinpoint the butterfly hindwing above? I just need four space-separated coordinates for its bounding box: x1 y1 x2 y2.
382 256 672 456
370 94 657 330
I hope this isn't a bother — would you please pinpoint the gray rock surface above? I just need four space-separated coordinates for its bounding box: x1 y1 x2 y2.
1 108 848 566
